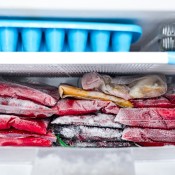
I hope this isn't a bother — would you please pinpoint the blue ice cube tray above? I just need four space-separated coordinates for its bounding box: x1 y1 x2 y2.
0 19 142 52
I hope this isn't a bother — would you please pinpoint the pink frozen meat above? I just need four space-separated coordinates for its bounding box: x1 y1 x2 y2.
115 108 175 129
0 97 55 117
0 80 59 106
131 97 175 108
52 99 119 115
122 127 175 143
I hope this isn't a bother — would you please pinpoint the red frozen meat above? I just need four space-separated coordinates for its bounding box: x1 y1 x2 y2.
137 142 175 147
0 129 56 142
0 80 59 106
0 137 52 147
54 125 122 141
115 108 175 129
0 97 55 117
122 127 175 143
52 113 122 128
131 97 175 108
0 115 49 134
52 99 119 116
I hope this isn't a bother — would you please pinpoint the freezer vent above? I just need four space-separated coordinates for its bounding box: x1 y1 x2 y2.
0 64 174 76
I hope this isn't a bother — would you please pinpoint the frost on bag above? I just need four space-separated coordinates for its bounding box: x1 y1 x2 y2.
54 125 122 141
61 140 136 148
131 97 175 108
52 99 120 116
122 127 175 143
115 108 175 129
0 129 56 146
0 115 49 134
0 129 56 141
0 80 59 106
52 113 122 128
82 73 167 99
0 97 55 117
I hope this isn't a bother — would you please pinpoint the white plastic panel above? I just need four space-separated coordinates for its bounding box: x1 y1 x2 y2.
0 53 173 75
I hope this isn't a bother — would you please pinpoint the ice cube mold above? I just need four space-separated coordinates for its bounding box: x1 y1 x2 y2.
0 19 142 52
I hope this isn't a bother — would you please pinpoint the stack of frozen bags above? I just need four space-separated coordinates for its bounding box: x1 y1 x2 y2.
51 72 168 147
0 79 58 146
117 83 175 147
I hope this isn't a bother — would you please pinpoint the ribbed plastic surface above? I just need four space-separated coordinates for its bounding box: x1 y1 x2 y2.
0 64 174 76
0 19 142 52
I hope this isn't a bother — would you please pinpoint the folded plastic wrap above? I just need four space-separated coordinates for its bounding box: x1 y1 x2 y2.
0 97 55 117
81 72 130 100
116 108 175 129
59 85 133 108
0 115 49 134
82 73 167 99
52 99 119 116
0 129 56 142
62 140 135 148
54 125 122 141
0 80 59 106
122 127 175 143
52 113 122 128
131 97 175 108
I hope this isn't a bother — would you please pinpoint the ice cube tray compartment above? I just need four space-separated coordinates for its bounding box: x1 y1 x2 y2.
0 19 142 52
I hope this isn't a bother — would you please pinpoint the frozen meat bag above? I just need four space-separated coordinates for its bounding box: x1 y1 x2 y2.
0 137 52 147
82 73 167 99
0 115 49 134
0 80 59 106
0 129 56 147
60 140 135 148
59 84 133 108
115 108 175 129
52 113 122 128
0 129 56 142
131 97 175 108
52 99 119 115
54 125 122 141
81 72 130 100
0 97 55 117
122 127 175 143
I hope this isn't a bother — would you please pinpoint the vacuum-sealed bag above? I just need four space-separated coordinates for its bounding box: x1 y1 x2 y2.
52 99 119 115
122 127 175 143
82 73 167 99
61 140 135 148
82 72 130 100
0 80 59 106
0 115 49 134
0 97 55 117
59 84 133 108
131 97 175 108
115 108 175 129
0 129 56 142
0 137 52 147
52 113 122 129
54 125 122 141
